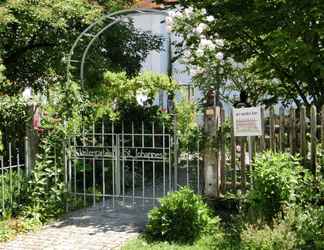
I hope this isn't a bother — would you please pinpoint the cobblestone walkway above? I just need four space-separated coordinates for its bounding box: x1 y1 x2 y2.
0 204 150 250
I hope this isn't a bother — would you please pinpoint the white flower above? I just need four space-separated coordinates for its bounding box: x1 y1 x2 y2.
136 90 148 106
201 8 207 15
183 50 191 58
272 78 281 84
168 10 176 17
165 16 173 31
216 52 224 61
22 87 32 100
215 39 224 48
199 39 216 51
206 15 215 22
195 48 204 57
191 67 205 76
185 7 194 17
165 16 173 26
195 23 208 34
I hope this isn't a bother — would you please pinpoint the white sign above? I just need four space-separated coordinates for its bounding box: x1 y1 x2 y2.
233 107 263 137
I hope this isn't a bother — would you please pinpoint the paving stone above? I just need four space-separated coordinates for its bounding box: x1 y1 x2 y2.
0 203 150 250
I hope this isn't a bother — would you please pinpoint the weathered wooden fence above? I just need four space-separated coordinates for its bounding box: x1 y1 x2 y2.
215 105 324 195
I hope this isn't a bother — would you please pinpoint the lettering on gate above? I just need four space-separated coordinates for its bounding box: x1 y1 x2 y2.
72 146 168 160
73 146 114 158
123 148 166 160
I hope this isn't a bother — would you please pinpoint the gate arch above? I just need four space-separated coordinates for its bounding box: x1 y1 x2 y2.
66 8 168 87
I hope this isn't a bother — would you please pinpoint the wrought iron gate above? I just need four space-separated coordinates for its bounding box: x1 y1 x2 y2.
65 120 202 209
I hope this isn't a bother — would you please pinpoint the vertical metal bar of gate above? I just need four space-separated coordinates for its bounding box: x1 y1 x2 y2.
9 143 12 205
132 122 135 205
173 115 178 191
82 126 86 207
142 121 145 207
152 122 155 206
1 156 4 213
92 122 96 206
112 123 115 207
102 120 106 206
197 140 200 194
122 121 125 205
162 123 166 196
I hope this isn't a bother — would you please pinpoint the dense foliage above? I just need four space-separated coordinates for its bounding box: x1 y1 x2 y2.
247 152 310 220
145 187 223 244
0 0 161 94
165 1 324 107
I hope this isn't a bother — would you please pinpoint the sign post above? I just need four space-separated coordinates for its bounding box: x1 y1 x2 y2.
233 107 263 188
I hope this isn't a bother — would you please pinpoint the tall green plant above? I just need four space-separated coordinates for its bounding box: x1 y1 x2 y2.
247 152 306 221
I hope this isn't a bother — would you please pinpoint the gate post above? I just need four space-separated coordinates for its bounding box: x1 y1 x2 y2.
203 91 222 198
25 104 39 176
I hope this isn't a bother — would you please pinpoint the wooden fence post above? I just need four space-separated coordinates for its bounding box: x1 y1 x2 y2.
279 107 285 152
260 107 266 151
230 111 236 190
290 108 296 154
321 106 324 149
240 137 246 191
310 105 317 175
270 107 276 152
300 106 307 164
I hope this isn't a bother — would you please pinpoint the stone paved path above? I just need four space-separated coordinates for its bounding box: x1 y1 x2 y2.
0 204 150 250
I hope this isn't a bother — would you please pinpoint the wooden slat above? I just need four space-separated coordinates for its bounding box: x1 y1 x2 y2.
270 107 275 152
300 106 307 164
240 137 246 191
321 106 324 149
290 108 296 154
279 107 285 152
260 107 266 151
230 111 236 190
310 105 317 175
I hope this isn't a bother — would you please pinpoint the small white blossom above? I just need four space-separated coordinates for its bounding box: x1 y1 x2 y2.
195 48 204 57
199 39 216 50
183 50 191 58
136 90 148 106
165 16 173 31
185 7 194 17
191 67 205 76
195 23 208 34
216 52 224 61
168 10 176 17
215 39 224 48
206 15 215 22
201 8 207 15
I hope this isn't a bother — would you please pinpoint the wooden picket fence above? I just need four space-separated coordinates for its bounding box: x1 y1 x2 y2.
215 105 324 194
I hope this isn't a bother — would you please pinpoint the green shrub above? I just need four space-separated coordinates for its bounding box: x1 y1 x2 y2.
240 222 297 250
145 187 223 244
247 152 305 220
285 206 324 250
0 171 28 217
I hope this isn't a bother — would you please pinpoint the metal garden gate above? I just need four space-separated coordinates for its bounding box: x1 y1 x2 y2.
65 120 202 209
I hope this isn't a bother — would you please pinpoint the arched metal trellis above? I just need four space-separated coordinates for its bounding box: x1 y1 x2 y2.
66 8 169 87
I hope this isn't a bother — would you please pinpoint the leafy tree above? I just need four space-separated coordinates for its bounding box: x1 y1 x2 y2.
0 0 162 94
165 0 324 107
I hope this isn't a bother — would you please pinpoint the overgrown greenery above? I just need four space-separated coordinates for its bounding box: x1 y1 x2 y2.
124 150 324 250
165 0 324 107
246 152 309 221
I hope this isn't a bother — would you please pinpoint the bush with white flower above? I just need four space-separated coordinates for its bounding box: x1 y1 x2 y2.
166 7 247 97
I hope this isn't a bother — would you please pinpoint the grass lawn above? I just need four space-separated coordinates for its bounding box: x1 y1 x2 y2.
122 235 219 250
